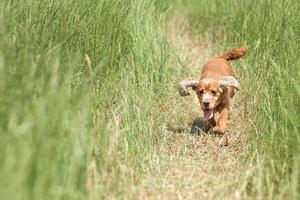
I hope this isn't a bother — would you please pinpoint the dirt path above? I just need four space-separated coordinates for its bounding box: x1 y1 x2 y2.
134 16 252 200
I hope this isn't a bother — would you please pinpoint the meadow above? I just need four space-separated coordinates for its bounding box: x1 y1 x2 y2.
0 0 299 199
174 0 300 198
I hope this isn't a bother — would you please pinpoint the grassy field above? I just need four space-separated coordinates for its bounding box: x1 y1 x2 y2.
0 0 299 199
172 0 300 198
0 0 173 199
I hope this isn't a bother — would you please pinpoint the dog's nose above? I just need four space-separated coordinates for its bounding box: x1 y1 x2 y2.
203 102 210 107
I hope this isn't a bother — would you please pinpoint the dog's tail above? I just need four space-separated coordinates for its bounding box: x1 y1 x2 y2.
219 47 248 61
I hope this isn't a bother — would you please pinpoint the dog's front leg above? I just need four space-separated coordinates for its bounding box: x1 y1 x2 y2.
208 117 217 127
213 105 230 134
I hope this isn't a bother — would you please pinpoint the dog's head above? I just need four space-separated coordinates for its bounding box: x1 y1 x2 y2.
178 76 240 120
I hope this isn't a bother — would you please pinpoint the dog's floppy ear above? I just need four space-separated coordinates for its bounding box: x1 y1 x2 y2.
177 80 199 96
219 76 240 90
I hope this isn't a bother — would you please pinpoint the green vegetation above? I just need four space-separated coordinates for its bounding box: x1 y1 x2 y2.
0 0 299 199
0 0 173 199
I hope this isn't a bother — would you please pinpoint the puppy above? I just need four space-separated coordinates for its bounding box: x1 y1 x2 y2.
178 47 248 134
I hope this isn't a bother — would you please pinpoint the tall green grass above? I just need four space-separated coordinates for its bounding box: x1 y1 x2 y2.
172 0 300 198
1 0 299 199
0 0 173 199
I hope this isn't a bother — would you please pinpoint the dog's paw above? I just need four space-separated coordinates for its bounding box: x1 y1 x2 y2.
218 135 229 147
213 126 226 134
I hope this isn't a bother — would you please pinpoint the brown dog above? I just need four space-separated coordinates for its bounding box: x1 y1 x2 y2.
178 47 248 134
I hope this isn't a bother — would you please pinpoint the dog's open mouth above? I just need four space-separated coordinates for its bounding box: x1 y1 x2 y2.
203 109 214 121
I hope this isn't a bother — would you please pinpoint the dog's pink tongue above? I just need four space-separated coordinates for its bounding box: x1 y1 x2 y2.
203 109 213 121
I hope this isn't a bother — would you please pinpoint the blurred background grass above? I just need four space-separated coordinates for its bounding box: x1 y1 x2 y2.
0 0 299 199
0 0 173 199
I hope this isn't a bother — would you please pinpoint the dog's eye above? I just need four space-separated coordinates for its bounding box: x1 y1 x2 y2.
211 90 217 95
